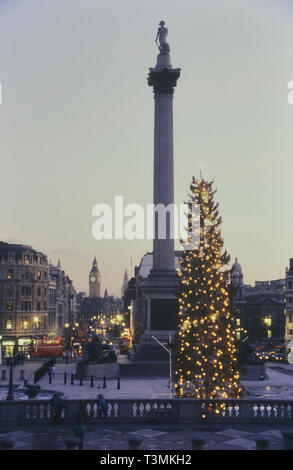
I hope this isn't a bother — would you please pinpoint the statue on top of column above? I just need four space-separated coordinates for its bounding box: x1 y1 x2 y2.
155 21 170 54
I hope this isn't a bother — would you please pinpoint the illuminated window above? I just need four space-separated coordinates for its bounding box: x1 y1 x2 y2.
268 330 272 338
7 301 14 311
37 271 41 280
6 319 12 330
236 331 241 340
7 270 14 280
7 285 14 296
21 318 28 330
236 318 241 326
264 317 272 327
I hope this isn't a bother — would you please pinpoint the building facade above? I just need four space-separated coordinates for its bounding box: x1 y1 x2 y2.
230 258 285 345
0 242 49 357
48 261 79 341
285 258 293 348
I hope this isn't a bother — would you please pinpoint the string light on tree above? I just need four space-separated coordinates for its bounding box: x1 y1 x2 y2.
174 177 243 401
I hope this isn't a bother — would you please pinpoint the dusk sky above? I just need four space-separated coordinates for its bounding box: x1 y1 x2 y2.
1 0 293 296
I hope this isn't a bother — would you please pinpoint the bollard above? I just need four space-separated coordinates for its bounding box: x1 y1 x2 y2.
90 376 94 388
282 432 293 450
49 372 52 384
65 438 80 450
255 438 269 450
127 436 142 450
64 372 67 384
80 375 83 386
191 435 206 450
71 373 74 385
20 370 25 381
1 369 6 381
117 376 120 390
103 376 106 388
0 439 15 450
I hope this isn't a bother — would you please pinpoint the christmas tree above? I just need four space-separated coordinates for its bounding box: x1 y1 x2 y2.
174 177 243 399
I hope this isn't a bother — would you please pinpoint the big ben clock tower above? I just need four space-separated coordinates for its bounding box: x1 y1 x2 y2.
89 256 101 297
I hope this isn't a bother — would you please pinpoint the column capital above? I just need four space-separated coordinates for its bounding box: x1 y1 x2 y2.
148 67 181 95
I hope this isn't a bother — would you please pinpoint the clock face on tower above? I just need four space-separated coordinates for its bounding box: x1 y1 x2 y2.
90 276 96 282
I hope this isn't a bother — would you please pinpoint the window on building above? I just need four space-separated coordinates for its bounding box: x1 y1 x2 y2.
236 331 241 340
6 319 12 330
21 317 28 330
7 301 14 311
37 301 41 312
7 285 14 296
289 297 293 304
43 301 47 311
21 301 31 312
7 270 14 280
289 281 293 290
23 271 31 281
22 286 32 296
290 311 293 323
268 330 272 338
37 271 41 280
58 304 62 314
236 318 241 326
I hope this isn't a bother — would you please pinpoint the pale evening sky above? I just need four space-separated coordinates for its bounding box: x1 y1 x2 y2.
0 0 293 296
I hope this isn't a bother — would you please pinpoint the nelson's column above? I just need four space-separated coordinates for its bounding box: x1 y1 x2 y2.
133 22 181 361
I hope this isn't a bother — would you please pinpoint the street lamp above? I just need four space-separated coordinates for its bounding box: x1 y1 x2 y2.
6 355 17 401
0 335 2 365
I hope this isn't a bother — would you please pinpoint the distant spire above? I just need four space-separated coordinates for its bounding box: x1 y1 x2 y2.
91 256 99 273
121 269 129 297
104 288 108 298
57 259 61 269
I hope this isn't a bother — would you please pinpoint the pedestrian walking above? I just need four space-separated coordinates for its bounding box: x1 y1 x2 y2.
73 413 86 450
51 365 56 379
51 393 64 424
97 394 108 419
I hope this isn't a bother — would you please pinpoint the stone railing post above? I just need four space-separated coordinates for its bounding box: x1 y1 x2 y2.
118 402 132 420
255 438 270 450
65 438 80 450
177 400 197 423
191 435 206 450
282 432 293 450
128 436 143 450
0 438 15 450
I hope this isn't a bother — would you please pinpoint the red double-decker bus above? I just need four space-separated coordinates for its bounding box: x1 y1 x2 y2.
28 338 64 358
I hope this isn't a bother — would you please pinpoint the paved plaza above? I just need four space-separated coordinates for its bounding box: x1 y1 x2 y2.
0 422 291 450
1 360 293 400
1 360 293 450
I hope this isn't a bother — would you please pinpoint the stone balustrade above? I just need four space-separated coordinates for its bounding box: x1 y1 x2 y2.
0 398 293 425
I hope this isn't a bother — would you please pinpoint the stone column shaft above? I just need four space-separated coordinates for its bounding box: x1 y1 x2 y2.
153 93 174 270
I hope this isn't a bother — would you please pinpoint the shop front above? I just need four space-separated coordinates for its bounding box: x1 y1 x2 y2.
2 339 16 358
18 337 33 355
